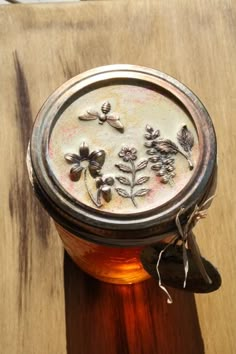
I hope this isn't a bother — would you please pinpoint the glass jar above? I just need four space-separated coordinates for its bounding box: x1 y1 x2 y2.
27 65 216 284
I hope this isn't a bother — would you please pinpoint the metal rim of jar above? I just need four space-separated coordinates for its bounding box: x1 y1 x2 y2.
27 160 217 246
29 64 217 244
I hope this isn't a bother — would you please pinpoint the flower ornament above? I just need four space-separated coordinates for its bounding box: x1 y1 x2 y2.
65 142 105 181
64 142 110 208
95 176 115 203
145 125 160 140
150 153 176 184
115 146 150 207
118 146 137 162
144 124 195 185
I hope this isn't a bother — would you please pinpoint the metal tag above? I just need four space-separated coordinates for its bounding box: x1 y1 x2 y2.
141 243 221 293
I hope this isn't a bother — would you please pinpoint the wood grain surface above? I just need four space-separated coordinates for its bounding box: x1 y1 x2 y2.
0 1 235 353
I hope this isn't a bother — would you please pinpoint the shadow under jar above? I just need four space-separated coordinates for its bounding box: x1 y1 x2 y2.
27 65 217 284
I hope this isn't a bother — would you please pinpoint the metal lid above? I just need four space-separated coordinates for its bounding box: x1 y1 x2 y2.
29 65 216 245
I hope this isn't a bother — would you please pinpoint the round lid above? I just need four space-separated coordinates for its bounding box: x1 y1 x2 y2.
29 65 216 244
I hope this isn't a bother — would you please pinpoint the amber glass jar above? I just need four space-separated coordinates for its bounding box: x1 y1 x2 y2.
27 65 216 284
55 224 150 284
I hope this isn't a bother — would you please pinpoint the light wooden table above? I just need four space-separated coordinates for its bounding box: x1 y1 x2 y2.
0 1 235 353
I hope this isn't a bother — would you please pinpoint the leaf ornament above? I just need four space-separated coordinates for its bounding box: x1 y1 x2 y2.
136 160 149 171
115 176 131 185
177 125 194 154
144 124 195 181
115 146 151 207
115 188 131 198
115 164 132 173
154 139 179 154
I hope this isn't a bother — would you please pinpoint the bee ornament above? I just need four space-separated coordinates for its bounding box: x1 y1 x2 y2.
79 101 124 133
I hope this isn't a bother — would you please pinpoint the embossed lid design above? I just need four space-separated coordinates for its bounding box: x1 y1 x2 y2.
29 65 216 245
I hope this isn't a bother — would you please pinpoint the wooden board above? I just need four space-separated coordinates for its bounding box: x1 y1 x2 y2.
0 1 235 353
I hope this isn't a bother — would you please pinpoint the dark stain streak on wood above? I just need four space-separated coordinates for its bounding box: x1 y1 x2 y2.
8 170 31 314
9 51 51 314
113 289 130 354
13 51 32 154
130 287 147 354
58 53 81 80
22 18 95 32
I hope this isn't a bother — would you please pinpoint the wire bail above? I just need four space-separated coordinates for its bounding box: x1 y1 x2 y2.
156 195 215 304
